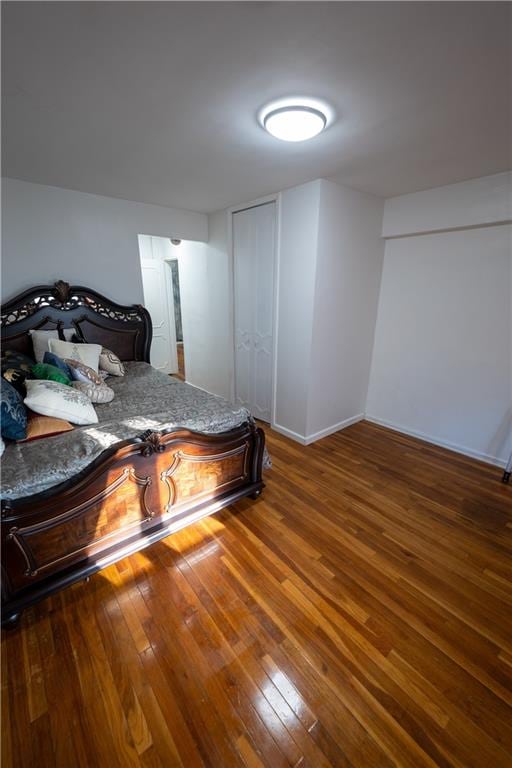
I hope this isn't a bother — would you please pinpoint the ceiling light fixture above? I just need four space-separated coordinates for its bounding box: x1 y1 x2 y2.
262 102 328 142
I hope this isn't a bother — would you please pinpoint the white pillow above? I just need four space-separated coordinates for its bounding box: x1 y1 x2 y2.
24 380 98 425
29 329 75 363
48 339 101 373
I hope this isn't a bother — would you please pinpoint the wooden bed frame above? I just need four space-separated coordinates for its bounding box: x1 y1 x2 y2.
1 281 265 627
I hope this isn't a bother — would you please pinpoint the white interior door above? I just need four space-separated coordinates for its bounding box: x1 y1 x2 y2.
140 257 178 373
233 202 275 422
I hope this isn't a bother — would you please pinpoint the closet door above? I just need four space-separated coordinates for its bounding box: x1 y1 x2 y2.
233 202 275 422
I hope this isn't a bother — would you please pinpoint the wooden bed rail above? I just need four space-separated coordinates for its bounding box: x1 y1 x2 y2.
1 422 265 627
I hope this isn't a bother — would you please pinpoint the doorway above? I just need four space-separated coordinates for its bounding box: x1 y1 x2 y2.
138 234 186 378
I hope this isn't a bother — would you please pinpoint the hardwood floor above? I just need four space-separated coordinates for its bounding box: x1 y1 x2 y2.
176 342 185 381
2 421 511 768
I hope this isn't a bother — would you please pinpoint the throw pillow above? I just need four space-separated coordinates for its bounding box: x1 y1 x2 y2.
66 331 124 378
99 347 125 377
48 339 101 372
32 362 72 386
1 378 28 440
17 412 74 442
1 350 36 371
72 381 115 404
43 351 73 379
24 380 98 425
2 366 27 395
29 328 75 363
1 351 36 395
65 359 103 385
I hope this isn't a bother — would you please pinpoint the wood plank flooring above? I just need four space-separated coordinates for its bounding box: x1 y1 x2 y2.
2 421 511 768
175 342 186 381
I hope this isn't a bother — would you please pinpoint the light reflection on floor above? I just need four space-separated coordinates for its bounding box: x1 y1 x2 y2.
99 514 226 589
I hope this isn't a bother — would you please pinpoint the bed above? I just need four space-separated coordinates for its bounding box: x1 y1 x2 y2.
1 280 265 626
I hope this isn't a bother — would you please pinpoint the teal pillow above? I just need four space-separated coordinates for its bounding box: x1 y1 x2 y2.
31 363 71 386
1 378 27 440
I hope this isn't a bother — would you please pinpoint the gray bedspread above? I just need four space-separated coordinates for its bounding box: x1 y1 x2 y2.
1 362 260 500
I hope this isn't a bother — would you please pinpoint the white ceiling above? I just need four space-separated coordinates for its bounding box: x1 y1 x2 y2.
2 2 511 213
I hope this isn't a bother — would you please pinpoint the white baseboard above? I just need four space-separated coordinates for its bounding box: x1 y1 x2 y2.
304 413 365 445
185 380 230 401
364 415 507 468
271 423 308 445
271 414 364 446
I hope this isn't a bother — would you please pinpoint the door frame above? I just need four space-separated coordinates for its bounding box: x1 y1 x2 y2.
228 193 281 427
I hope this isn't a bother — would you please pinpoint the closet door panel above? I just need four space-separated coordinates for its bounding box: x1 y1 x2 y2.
252 204 275 421
233 202 275 422
233 211 253 411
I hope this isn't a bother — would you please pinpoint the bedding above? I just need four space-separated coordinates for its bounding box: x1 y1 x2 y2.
43 352 74 378
48 339 102 372
29 329 74 362
18 413 74 442
24 380 99 427
72 380 115 403
1 379 27 440
99 347 125 376
31 362 72 386
2 365 28 395
1 362 260 500
1 351 35 394
65 359 103 385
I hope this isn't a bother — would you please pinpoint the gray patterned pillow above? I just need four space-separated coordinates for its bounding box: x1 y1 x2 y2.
99 348 125 377
65 359 103 385
72 381 115 403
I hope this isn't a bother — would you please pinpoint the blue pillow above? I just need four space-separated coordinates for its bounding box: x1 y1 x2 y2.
1 378 27 440
43 351 73 379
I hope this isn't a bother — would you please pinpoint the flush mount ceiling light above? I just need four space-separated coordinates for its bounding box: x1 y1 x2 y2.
260 99 330 142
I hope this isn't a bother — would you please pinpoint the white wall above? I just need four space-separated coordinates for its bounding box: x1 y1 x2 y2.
306 180 384 439
382 171 512 237
273 180 321 439
138 216 233 401
1 177 207 304
272 178 385 444
177 213 233 400
367 175 512 466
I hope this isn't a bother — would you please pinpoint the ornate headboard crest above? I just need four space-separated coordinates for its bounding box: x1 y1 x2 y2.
1 280 152 362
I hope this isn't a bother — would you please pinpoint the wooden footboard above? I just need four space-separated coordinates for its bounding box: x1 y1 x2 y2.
1 422 265 626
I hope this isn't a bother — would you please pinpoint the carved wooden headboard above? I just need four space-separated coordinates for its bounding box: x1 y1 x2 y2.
1 280 152 362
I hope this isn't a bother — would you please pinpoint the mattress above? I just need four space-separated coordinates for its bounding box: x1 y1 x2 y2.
1 362 255 500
